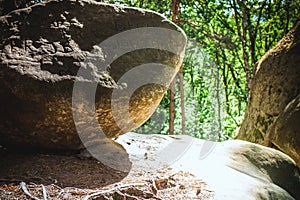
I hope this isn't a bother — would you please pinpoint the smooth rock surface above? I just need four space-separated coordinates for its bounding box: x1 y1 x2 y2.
236 21 300 166
117 132 300 200
0 0 186 150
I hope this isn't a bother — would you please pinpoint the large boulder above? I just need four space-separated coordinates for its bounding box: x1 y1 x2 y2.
117 132 300 200
236 21 300 166
266 94 300 167
0 0 186 150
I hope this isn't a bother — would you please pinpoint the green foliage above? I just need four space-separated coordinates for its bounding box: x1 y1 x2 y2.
130 0 300 140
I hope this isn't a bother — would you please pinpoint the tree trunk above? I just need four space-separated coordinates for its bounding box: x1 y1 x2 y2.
169 0 180 135
169 80 176 135
179 65 186 134
215 64 222 140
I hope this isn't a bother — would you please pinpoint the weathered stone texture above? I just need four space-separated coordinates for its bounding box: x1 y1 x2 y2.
237 21 300 166
0 0 186 150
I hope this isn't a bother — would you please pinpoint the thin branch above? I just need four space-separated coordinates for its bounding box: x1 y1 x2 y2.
20 182 41 200
82 183 161 200
41 185 47 200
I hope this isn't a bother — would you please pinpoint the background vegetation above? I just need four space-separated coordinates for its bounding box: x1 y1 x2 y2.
125 0 300 140
1 0 299 141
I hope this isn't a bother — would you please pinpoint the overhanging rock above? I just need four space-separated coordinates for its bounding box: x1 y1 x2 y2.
0 0 186 150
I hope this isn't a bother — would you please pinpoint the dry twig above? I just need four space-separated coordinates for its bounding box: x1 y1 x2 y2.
20 182 48 200
20 182 40 200
83 183 162 200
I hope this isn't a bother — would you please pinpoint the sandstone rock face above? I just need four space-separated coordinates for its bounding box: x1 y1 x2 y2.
0 0 186 150
236 21 300 166
117 132 300 200
267 94 300 167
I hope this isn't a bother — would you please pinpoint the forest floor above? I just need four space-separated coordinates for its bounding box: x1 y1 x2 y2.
0 134 214 200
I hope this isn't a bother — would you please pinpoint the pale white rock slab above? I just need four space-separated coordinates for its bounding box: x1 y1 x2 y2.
117 132 300 200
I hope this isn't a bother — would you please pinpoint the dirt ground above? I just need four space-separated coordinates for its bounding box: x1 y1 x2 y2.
0 147 214 199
